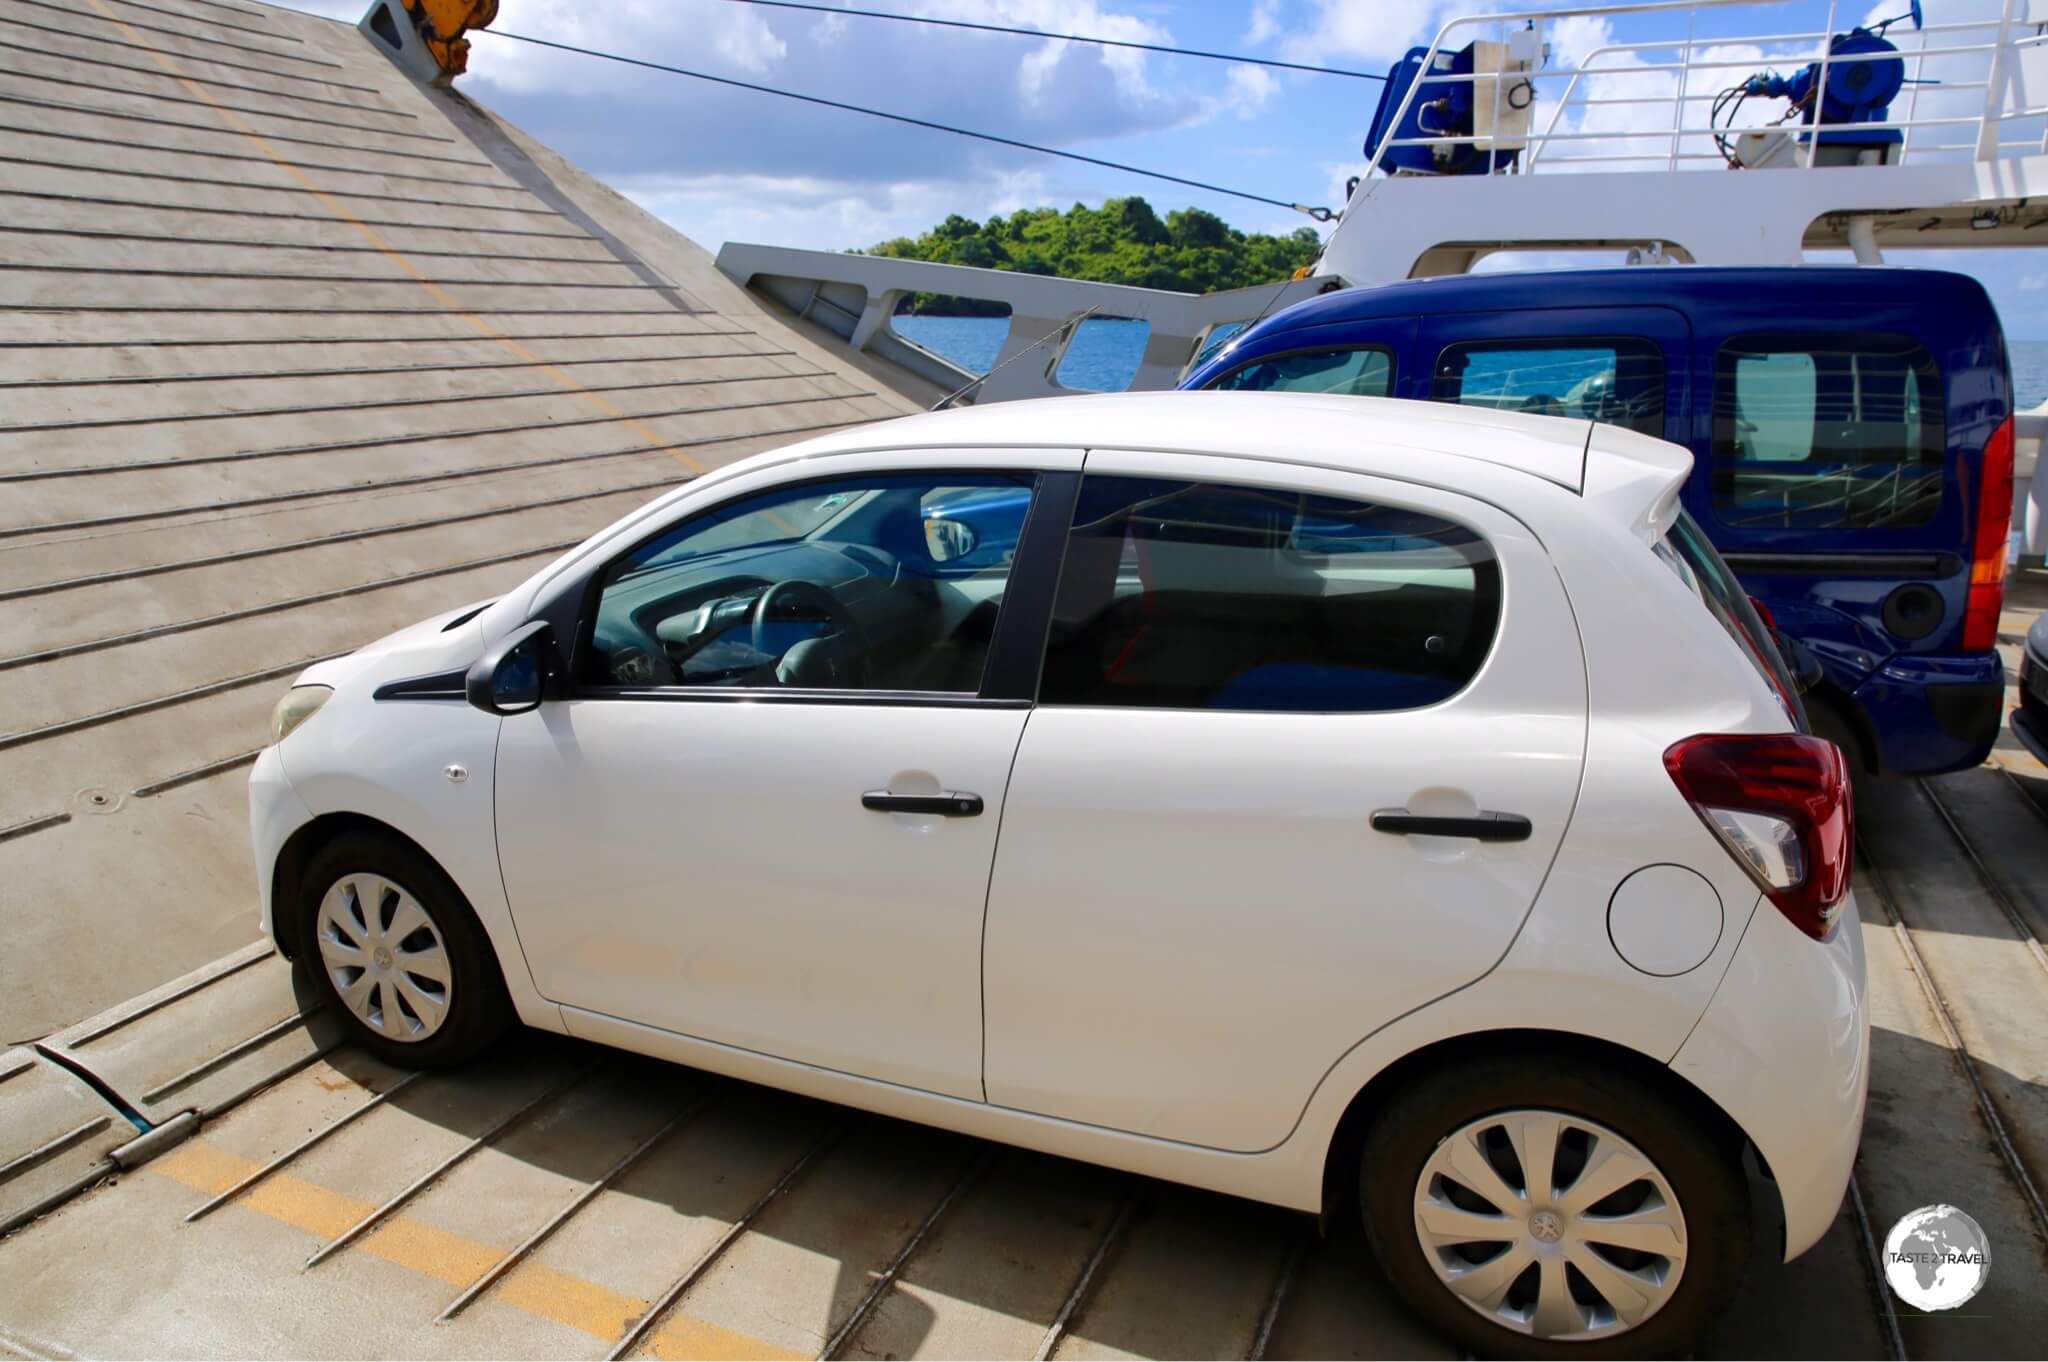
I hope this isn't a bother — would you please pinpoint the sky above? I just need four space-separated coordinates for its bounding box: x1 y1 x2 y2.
272 0 2048 336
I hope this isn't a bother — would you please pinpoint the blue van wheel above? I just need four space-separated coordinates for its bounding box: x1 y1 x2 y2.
1806 694 1872 781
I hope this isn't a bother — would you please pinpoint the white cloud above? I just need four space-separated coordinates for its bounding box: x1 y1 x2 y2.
810 12 851 47
1219 65 1280 120
620 167 1069 256
1318 159 1361 211
1246 0 1284 47
1282 0 1446 63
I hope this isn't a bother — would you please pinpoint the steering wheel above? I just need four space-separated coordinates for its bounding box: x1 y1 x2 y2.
751 579 866 686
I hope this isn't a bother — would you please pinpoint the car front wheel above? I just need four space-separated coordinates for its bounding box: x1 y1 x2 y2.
298 831 511 1068
1358 1052 1750 1359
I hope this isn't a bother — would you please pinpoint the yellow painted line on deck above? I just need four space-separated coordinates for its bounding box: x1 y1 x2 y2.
151 1140 801 1359
79 0 738 476
648 1317 809 1361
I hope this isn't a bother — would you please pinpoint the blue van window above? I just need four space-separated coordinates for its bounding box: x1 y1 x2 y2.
1432 337 1664 436
1192 322 1247 368
1712 331 1942 529
1207 346 1393 397
1040 476 1500 713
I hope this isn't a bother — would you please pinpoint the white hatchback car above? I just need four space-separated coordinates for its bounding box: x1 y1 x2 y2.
251 392 1866 1357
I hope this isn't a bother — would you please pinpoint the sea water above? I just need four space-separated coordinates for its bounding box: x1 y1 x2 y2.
2012 339 2048 410
891 314 1149 392
895 315 2048 410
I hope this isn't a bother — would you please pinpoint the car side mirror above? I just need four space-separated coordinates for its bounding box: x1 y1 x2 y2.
924 516 979 564
466 620 554 715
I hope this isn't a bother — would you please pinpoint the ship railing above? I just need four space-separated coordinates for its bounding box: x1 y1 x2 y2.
1357 0 2048 185
712 244 1327 405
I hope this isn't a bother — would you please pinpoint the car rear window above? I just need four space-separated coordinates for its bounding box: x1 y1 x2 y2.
1711 331 1943 529
1206 346 1393 397
1656 509 1802 719
1039 476 1500 712
1432 337 1665 436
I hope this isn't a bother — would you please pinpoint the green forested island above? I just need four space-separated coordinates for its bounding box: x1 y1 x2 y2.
860 197 1322 315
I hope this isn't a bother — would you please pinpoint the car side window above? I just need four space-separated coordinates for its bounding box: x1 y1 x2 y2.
1710 330 1943 529
1039 476 1500 712
583 472 1034 694
1432 336 1665 436
1206 346 1393 396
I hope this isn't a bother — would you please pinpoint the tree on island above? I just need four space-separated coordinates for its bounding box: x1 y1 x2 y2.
858 197 1323 315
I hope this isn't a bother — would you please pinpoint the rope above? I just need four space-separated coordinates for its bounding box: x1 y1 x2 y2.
484 29 1336 220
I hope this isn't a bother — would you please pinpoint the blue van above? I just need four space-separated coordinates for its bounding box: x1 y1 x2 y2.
1181 266 2014 778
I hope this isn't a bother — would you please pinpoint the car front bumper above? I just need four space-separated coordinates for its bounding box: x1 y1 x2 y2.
249 743 313 952
1669 891 1870 1261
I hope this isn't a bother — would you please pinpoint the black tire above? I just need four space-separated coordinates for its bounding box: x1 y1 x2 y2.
1357 1051 1750 1360
1806 695 1871 784
298 830 512 1069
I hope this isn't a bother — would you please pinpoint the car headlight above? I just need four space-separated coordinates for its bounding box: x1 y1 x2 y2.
271 685 333 745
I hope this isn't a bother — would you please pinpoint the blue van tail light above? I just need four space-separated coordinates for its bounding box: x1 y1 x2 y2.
1664 733 1853 940
1963 415 2015 652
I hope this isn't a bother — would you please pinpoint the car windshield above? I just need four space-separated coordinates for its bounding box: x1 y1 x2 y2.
623 490 865 576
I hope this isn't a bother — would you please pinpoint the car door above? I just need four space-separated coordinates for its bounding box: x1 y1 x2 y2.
494 451 1079 1101
981 450 1587 1151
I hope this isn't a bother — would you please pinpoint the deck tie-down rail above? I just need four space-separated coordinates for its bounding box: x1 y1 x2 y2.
302 1072 585 1270
434 1094 713 1322
185 1071 425 1223
1034 1186 1143 1361
816 1145 999 1360
605 1123 848 1361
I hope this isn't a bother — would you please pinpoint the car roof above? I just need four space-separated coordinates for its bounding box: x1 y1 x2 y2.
779 390 1602 492
1231 264 1996 335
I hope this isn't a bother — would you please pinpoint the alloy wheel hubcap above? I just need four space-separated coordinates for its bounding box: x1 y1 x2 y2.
315 873 452 1043
1411 1109 1687 1341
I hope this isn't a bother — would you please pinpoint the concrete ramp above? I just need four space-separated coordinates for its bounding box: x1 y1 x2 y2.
0 0 917 1061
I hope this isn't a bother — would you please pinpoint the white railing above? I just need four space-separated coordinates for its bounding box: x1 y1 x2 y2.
713 244 1328 404
1355 0 2048 186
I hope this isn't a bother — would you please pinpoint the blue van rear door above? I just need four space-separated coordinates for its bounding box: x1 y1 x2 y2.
1413 305 1691 446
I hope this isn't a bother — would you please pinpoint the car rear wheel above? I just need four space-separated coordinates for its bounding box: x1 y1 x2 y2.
298 831 511 1068
1358 1053 1749 1359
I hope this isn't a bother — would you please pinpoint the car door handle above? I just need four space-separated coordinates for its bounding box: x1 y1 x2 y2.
1369 809 1533 842
862 791 984 817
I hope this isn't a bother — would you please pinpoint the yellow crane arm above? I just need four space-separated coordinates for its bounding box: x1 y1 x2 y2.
400 0 499 78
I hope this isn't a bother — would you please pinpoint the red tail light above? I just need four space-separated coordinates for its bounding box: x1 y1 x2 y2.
1962 415 2014 651
1748 595 1776 628
1664 733 1852 941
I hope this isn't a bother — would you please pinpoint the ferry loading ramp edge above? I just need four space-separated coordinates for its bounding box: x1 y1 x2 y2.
0 0 919 1193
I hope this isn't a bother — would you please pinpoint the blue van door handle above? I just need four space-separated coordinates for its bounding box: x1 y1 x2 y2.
863 791 984 817
1370 809 1532 842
